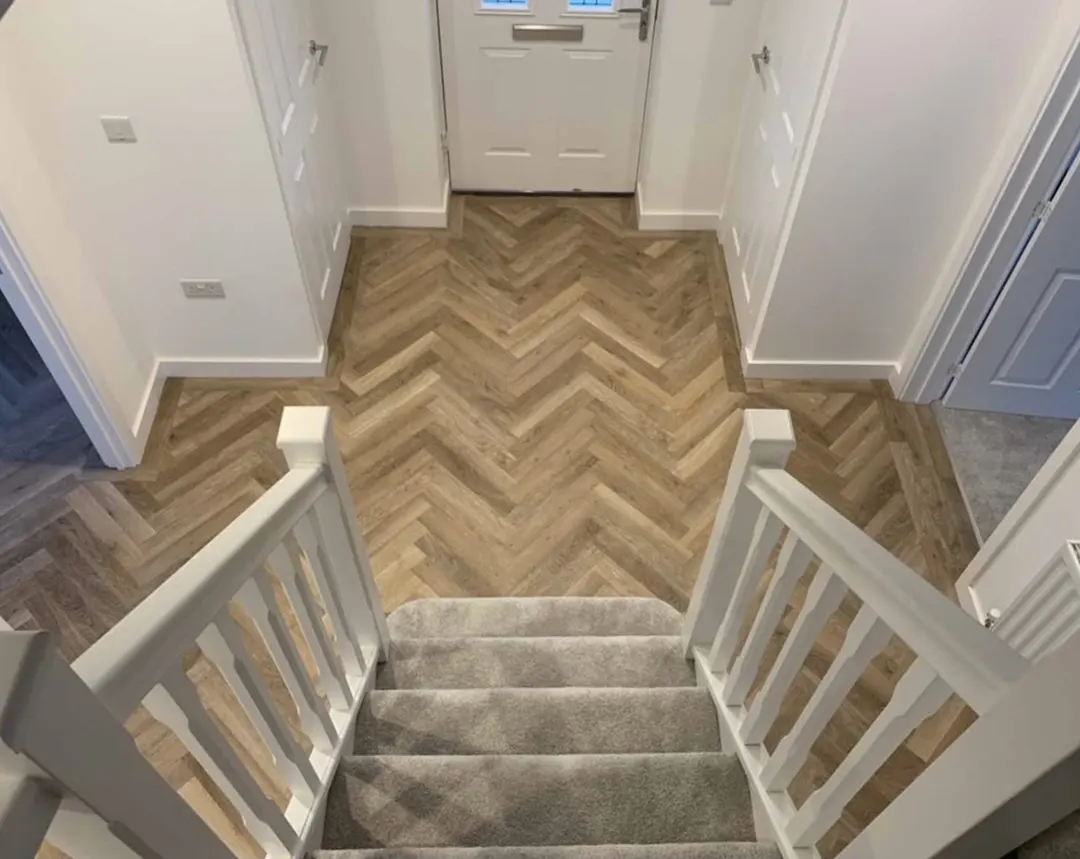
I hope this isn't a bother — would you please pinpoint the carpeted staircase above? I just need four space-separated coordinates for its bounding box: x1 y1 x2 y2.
315 597 780 859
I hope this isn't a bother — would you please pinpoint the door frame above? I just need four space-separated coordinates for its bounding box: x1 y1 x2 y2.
895 23 1080 404
0 209 138 469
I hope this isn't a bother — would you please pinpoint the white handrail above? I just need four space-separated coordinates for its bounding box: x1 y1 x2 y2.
685 409 1035 859
74 464 328 717
0 776 58 858
0 406 387 859
746 467 1029 714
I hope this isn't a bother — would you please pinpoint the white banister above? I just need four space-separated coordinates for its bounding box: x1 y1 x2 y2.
0 631 235 859
708 508 784 675
685 408 1036 859
760 604 892 792
267 540 352 708
73 465 327 717
683 410 796 655
0 777 58 858
746 467 1028 713
787 659 952 847
145 668 296 858
197 611 321 806
742 567 847 745
277 407 390 654
236 570 339 752
725 533 813 707
293 513 368 676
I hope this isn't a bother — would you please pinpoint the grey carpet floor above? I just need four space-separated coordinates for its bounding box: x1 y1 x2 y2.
318 598 776 859
934 406 1073 542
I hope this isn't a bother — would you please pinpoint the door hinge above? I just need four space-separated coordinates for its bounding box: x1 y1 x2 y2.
1034 199 1055 220
440 130 449 154
947 361 965 378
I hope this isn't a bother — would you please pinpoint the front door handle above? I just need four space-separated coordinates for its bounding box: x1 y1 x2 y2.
751 45 771 75
618 0 652 42
309 40 329 67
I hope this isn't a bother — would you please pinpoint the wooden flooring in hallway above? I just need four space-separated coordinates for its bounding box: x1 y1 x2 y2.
1 197 979 858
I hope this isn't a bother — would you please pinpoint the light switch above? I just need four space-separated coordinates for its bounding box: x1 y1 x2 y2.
100 116 137 144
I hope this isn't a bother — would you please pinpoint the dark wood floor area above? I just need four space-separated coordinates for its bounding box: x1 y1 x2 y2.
2 197 980 858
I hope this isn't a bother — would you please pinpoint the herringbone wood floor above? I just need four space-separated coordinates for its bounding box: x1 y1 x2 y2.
1 197 979 858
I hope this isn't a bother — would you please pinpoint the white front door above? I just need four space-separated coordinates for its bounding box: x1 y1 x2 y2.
721 0 845 337
438 0 656 193
234 0 349 338
947 142 1080 420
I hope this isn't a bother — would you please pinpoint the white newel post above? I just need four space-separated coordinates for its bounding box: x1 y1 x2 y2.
0 631 234 859
277 406 391 656
682 410 796 655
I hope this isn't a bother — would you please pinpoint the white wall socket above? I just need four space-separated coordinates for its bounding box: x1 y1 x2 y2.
100 116 137 144
181 279 226 299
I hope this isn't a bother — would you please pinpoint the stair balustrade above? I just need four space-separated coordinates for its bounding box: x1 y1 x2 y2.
0 406 386 859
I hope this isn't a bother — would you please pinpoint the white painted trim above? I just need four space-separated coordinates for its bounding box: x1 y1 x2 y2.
0 210 138 469
744 349 897 381
132 371 168 457
348 181 451 229
634 184 721 232
695 653 818 859
955 418 1080 618
636 210 721 232
292 645 377 859
893 19 1080 403
157 349 327 380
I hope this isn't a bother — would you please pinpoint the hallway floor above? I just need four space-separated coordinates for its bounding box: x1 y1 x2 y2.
2 197 979 858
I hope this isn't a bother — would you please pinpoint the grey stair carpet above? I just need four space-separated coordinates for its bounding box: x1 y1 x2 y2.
354 688 720 755
387 598 683 638
380 636 695 689
313 847 778 859
320 598 774 859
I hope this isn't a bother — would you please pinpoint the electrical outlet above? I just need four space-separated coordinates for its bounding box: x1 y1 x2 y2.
100 116 137 144
181 279 226 299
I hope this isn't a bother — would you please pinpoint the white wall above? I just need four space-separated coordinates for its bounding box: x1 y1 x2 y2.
0 0 320 447
748 0 1072 376
636 0 762 226
320 0 449 221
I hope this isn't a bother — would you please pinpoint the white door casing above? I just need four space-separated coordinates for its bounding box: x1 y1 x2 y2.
438 0 656 194
721 0 846 345
232 0 349 339
946 139 1080 419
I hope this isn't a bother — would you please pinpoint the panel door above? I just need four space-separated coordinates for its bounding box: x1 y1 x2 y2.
948 146 1080 419
234 0 349 338
721 0 846 337
438 0 656 193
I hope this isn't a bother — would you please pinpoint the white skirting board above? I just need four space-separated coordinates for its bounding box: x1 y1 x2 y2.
634 184 721 232
743 347 898 381
348 181 451 230
132 350 328 457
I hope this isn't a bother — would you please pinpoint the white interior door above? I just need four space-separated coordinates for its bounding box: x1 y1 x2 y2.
721 0 845 336
947 143 1080 420
438 0 656 193
234 0 349 338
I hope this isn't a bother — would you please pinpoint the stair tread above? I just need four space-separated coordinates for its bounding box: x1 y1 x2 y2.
322 753 755 850
387 598 682 639
379 636 695 690
356 687 719 755
313 844 781 859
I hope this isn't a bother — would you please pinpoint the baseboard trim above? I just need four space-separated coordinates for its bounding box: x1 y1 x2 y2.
157 349 327 380
636 209 721 232
744 352 898 381
348 183 450 229
132 369 167 457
